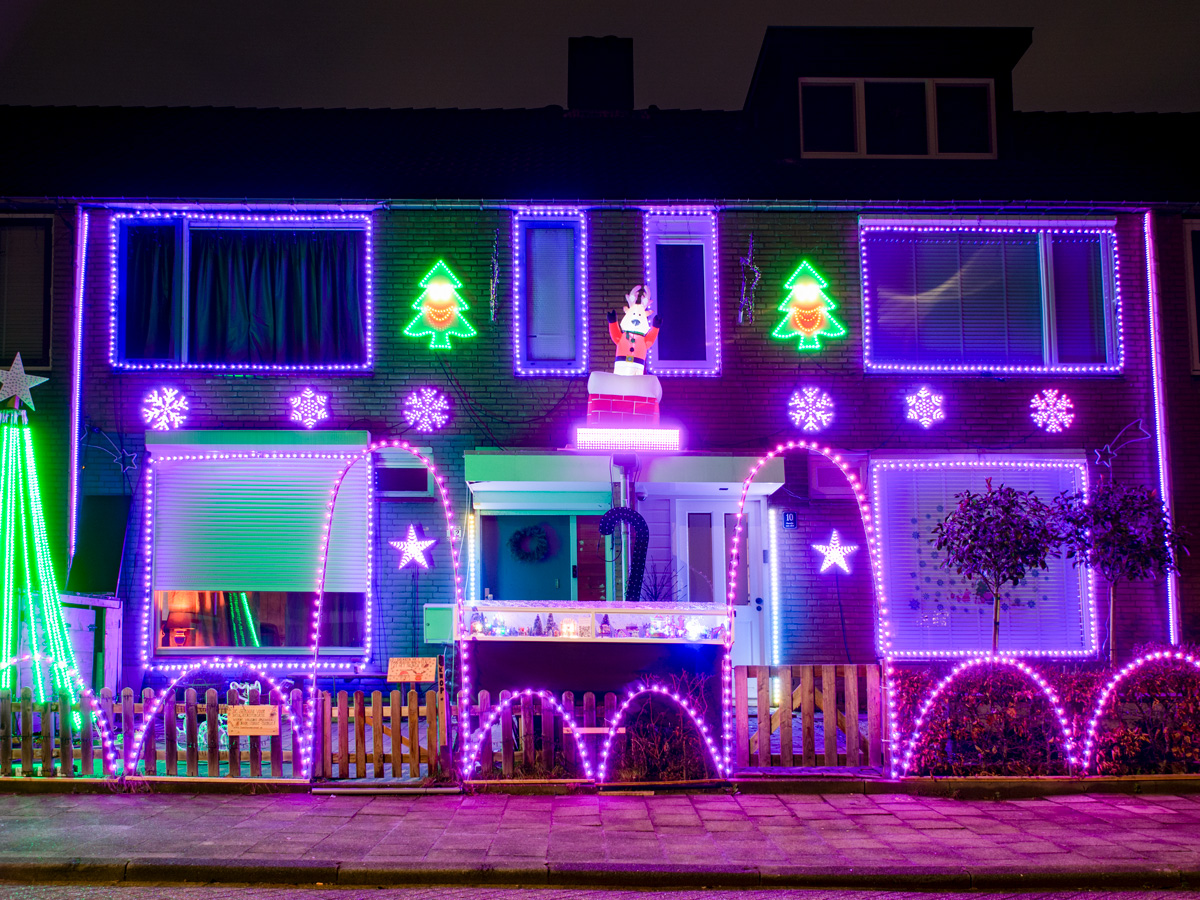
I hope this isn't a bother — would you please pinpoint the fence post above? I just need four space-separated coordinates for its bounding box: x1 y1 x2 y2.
389 689 401 778
164 690 178 776
734 666 749 769
603 693 619 777
500 690 514 778
80 696 93 777
0 690 11 776
583 692 596 771
562 692 575 774
867 665 883 770
406 689 419 778
425 689 439 776
99 688 114 775
185 688 199 777
120 688 134 775
353 691 366 778
476 689 491 776
520 694 535 771
336 691 349 779
779 666 794 767
370 690 384 779
800 667 815 766
269 689 284 777
845 666 861 767
226 687 241 778
755 666 771 768
295 689 311 779
540 695 555 773
205 689 220 776
40 699 55 777
141 687 156 776
59 692 74 778
821 666 837 766
249 687 263 778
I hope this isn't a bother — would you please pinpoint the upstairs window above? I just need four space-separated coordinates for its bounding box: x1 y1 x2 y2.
800 78 995 158
0 218 52 368
513 209 588 376
643 209 720 375
861 220 1121 373
113 212 372 370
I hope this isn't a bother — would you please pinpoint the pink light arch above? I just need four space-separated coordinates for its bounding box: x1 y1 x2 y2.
461 688 594 780
596 684 726 782
1080 650 1200 774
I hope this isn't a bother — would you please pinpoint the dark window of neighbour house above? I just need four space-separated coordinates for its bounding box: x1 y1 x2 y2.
0 220 52 367
936 84 992 154
1192 230 1200 364
801 83 857 153
865 81 927 155
654 243 706 361
120 221 367 366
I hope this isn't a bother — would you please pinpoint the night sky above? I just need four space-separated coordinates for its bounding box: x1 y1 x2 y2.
1 0 1197 113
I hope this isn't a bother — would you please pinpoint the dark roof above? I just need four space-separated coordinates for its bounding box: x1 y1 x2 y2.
0 103 1197 208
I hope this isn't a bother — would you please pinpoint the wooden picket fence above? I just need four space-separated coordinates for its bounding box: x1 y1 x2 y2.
0 687 106 778
734 665 885 769
459 690 628 780
311 688 451 779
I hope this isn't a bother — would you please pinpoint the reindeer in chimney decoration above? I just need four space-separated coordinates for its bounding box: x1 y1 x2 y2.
586 286 665 427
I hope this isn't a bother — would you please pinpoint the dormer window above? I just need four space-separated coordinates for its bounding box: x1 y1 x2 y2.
800 78 995 158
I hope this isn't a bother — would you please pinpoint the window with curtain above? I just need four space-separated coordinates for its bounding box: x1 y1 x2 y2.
871 458 1092 657
644 211 719 375
861 223 1118 371
0 219 52 368
117 216 369 368
514 211 586 375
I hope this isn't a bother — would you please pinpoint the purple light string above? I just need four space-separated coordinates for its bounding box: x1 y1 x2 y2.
596 684 725 782
462 689 593 780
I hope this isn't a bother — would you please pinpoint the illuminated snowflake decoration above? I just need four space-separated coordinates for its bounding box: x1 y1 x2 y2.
403 387 451 433
905 386 945 428
788 386 834 433
289 387 329 429
1030 389 1075 433
141 387 188 431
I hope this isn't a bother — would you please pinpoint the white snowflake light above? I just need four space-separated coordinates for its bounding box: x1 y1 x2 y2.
403 387 451 433
1030 388 1074 433
905 386 944 428
289 387 329 429
141 387 188 431
788 386 834 433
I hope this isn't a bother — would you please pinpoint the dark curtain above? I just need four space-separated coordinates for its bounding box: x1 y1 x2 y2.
188 228 366 364
123 224 176 359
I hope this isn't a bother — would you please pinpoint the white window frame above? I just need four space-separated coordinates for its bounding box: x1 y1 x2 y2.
799 77 997 159
643 209 721 376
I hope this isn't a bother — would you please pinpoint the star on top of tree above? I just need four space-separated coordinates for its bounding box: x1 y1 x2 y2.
390 524 438 570
0 353 48 410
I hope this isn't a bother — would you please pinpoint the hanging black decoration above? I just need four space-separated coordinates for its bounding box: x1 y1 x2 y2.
489 227 500 322
599 506 650 602
738 233 761 326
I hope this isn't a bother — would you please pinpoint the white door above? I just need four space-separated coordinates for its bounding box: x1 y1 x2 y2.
674 499 767 670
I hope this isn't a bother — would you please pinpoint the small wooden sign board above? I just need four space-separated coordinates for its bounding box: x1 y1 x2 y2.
388 656 439 683
226 704 279 737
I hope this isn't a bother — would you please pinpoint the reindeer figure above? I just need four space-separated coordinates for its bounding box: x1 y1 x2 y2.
606 285 661 376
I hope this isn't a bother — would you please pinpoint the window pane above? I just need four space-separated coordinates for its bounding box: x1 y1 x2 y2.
865 232 1042 366
188 228 366 365
936 84 991 154
157 590 364 649
122 223 177 360
480 515 571 603
525 225 577 362
654 243 706 361
576 515 608 603
1051 235 1108 364
0 222 51 367
724 512 749 606
687 512 714 604
865 81 927 155
801 83 856 153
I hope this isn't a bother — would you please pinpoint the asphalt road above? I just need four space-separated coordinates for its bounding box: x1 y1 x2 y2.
0 889 1191 900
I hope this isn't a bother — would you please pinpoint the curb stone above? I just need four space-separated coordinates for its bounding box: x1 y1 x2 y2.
0 858 127 884
967 866 1183 890
124 858 340 885
758 864 972 889
546 862 759 887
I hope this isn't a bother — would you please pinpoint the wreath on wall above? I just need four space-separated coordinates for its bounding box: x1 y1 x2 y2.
508 525 550 563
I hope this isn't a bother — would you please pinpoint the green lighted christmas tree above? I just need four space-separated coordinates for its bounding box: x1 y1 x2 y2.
771 260 847 351
0 353 82 705
403 260 478 350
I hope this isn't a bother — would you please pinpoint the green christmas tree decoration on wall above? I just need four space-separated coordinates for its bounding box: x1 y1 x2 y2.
404 260 478 350
771 260 847 351
0 353 82 707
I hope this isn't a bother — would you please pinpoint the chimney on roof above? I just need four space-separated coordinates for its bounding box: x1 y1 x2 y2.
568 36 634 111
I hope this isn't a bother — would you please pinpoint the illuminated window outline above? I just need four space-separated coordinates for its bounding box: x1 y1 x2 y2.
512 208 588 377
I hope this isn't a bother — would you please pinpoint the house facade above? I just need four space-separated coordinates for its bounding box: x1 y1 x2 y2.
0 27 1196 707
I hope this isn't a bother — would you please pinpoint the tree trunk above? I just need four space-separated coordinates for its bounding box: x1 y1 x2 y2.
991 583 1001 654
1109 583 1117 666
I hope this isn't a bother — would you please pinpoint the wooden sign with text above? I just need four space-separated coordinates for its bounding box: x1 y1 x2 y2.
388 656 439 683
226 704 279 737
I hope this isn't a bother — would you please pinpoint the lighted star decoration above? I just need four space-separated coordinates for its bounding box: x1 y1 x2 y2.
812 529 859 574
788 386 834 433
1093 418 1151 469
289 387 329 429
1029 389 1074 433
141 387 189 431
403 387 451 433
905 386 945 428
0 353 48 410
390 524 437 570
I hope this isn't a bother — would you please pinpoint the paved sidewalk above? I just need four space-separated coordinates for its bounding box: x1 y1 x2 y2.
1 790 1199 889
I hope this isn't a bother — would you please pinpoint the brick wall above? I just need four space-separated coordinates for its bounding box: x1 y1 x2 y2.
61 205 1169 686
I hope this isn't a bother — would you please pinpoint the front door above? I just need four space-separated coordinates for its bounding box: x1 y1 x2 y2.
674 500 766 670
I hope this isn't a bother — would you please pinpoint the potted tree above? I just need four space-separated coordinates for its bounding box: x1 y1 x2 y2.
1055 480 1186 664
931 479 1060 653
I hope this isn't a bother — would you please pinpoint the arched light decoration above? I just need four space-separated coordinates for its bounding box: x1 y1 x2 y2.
1079 650 1200 774
732 440 880 771
1030 389 1074 433
813 530 858 574
904 386 944 428
596 684 726 781
0 652 119 776
463 689 593 780
788 387 834 432
891 655 1076 779
391 524 437 569
403 387 451 433
108 210 374 372
289 388 329 429
142 387 189 431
